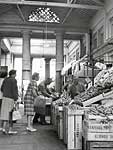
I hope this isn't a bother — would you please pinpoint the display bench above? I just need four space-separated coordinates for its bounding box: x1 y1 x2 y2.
63 105 84 150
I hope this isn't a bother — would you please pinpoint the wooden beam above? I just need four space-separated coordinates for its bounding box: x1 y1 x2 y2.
0 23 89 34
62 0 77 24
16 4 26 22
0 0 103 10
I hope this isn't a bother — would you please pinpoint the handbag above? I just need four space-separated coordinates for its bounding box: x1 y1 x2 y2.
13 110 22 121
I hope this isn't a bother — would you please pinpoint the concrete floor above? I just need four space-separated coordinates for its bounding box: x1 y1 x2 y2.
0 116 66 150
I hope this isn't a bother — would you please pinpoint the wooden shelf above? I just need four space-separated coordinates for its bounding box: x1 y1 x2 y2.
83 90 113 107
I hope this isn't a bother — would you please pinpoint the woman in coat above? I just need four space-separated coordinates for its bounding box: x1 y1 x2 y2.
24 72 39 132
0 70 18 134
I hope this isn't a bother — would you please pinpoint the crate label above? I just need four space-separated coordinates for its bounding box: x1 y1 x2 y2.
84 120 113 132
85 132 113 141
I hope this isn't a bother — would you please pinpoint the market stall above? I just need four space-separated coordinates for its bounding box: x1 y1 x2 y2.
51 65 113 150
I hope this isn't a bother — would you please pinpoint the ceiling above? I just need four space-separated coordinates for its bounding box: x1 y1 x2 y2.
0 0 104 38
0 0 105 57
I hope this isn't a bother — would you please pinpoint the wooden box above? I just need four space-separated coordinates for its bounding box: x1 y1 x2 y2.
83 119 113 133
51 103 58 131
83 132 113 141
84 141 113 150
56 106 63 139
63 106 84 150
63 106 68 144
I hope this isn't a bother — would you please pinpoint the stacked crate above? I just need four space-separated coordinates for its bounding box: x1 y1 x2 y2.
63 105 84 150
51 103 55 125
56 106 63 139
51 103 58 131
83 114 113 150
63 106 68 144
86 141 113 150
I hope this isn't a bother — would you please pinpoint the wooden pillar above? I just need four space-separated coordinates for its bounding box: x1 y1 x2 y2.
45 58 51 80
55 31 64 93
22 30 31 81
22 30 31 95
0 37 2 70
85 33 90 56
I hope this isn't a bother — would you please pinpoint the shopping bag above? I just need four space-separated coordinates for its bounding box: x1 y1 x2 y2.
13 110 22 121
34 95 46 115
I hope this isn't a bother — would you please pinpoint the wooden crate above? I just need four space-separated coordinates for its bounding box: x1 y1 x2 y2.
83 132 113 141
51 103 58 131
51 103 55 125
83 90 113 107
57 106 63 139
84 141 113 150
83 119 113 133
63 106 68 144
63 106 84 150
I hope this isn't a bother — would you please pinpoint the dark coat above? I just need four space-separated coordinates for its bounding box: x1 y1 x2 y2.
68 82 85 99
1 77 18 101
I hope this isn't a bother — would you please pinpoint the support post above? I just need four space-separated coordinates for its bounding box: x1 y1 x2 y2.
55 31 64 93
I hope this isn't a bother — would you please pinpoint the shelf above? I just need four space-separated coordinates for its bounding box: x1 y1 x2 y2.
83 90 113 107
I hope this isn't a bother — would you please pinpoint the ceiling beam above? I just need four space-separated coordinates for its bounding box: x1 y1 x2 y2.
0 23 89 34
0 0 103 10
67 0 74 4
0 31 83 40
62 0 77 24
16 4 26 22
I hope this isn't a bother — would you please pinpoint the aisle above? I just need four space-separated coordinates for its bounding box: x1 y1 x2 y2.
0 116 66 150
0 110 66 150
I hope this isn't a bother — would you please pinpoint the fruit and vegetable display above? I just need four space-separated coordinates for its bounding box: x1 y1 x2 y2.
94 67 113 88
86 104 113 117
52 94 72 106
53 66 113 107
73 67 113 103
84 103 113 123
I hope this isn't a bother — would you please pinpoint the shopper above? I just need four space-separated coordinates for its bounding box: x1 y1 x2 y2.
24 72 39 132
0 71 8 131
33 78 54 125
62 75 72 98
68 77 85 99
0 69 18 134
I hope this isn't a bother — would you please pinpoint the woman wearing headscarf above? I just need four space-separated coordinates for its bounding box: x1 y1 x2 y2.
24 72 39 132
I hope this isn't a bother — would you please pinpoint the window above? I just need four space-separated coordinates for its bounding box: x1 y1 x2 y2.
92 32 97 50
111 22 113 37
76 49 79 60
29 7 60 23
109 17 113 38
98 26 104 46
